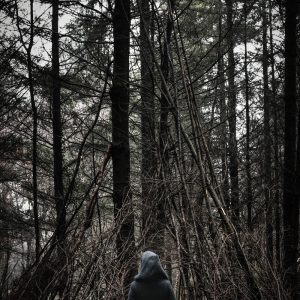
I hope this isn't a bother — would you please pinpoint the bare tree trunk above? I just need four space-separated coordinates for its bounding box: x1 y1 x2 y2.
28 0 40 261
217 13 230 209
225 0 239 223
282 0 299 298
269 0 281 271
157 0 175 256
51 0 67 297
139 0 157 251
262 1 273 267
15 0 40 261
243 1 253 232
111 0 136 293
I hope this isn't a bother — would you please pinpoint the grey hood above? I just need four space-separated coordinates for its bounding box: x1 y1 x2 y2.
135 251 169 282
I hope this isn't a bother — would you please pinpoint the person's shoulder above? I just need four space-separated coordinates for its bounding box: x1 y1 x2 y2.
161 278 171 284
128 281 138 300
128 280 139 296
130 280 138 289
160 278 173 288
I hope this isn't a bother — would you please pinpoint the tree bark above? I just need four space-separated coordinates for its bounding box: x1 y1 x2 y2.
217 13 230 209
26 0 40 260
140 0 157 251
269 0 280 271
111 0 136 292
243 1 253 231
15 0 40 261
225 0 240 223
157 0 175 256
52 0 67 297
262 1 273 267
282 0 298 298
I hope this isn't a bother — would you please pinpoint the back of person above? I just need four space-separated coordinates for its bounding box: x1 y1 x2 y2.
128 251 176 300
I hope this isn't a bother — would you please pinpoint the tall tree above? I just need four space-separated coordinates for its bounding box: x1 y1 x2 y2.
269 0 281 271
111 0 136 292
28 0 40 262
217 7 230 209
282 0 298 298
139 0 157 251
225 0 240 222
15 0 40 259
52 0 67 296
243 0 253 231
262 1 273 266
156 0 175 257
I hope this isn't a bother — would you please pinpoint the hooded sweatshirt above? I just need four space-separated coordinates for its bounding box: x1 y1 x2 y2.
128 251 176 300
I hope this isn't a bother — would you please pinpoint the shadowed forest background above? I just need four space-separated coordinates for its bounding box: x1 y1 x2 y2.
0 0 299 299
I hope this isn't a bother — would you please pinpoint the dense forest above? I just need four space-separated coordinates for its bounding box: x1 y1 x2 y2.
0 0 299 299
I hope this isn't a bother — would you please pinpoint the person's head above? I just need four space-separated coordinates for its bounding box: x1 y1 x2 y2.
136 251 168 282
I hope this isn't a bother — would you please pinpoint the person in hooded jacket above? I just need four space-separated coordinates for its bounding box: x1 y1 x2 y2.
128 251 176 300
